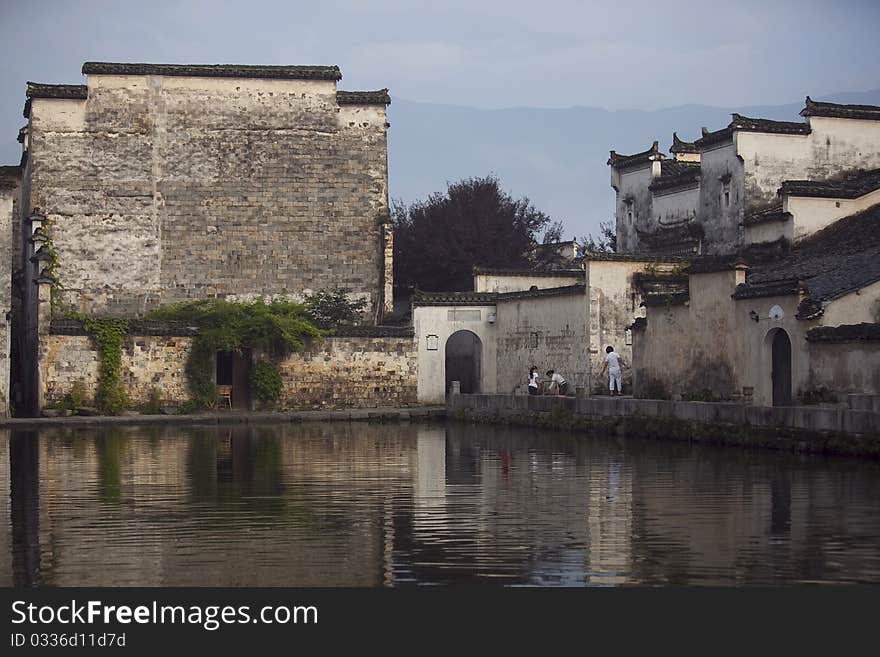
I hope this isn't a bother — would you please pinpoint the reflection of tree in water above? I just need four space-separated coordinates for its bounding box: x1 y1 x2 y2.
10 431 41 586
95 430 128 505
185 426 288 521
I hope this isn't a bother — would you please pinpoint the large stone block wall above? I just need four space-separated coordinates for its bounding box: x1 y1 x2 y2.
0 179 14 416
277 336 417 408
40 331 417 410
42 334 193 406
27 75 388 317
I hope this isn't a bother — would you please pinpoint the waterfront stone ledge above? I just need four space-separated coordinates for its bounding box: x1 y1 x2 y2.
0 406 446 430
447 394 880 457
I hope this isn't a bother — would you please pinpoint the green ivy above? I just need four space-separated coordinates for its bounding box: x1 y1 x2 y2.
251 359 283 404
81 317 130 415
148 299 324 409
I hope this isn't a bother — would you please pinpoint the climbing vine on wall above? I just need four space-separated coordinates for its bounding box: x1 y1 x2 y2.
81 317 130 415
148 299 324 409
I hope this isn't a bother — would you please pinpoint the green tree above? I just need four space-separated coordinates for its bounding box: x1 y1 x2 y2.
393 175 554 292
303 288 368 329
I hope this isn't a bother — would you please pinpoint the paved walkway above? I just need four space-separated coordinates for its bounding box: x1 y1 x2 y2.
0 406 446 430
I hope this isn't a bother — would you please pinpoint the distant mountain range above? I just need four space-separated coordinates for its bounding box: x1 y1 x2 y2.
387 89 880 238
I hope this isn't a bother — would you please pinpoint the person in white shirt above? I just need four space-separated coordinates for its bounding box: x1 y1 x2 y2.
601 345 626 396
545 370 569 396
528 366 541 395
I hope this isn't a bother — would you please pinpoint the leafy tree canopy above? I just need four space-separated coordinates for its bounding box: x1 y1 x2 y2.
303 288 368 329
578 219 617 254
393 175 554 292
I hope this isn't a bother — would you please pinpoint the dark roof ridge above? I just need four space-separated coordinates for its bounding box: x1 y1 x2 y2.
696 113 811 148
337 89 391 105
743 201 792 226
801 96 880 122
778 168 880 200
473 267 583 277
24 83 88 117
607 140 663 169
82 62 342 81
495 283 585 301
670 132 699 154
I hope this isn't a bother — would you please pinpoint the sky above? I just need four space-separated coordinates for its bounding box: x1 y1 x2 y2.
1 0 879 234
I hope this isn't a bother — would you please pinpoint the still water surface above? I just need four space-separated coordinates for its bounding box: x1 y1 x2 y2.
2 422 879 586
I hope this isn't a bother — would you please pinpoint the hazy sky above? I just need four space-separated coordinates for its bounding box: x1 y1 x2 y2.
1 0 879 218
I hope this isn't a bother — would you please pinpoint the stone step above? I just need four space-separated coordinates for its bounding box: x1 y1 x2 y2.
848 394 880 412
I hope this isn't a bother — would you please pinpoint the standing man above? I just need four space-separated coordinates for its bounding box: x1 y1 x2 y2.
600 346 626 396
545 370 569 396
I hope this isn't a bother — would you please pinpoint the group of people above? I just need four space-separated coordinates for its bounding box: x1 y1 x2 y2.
528 367 569 396
527 346 627 397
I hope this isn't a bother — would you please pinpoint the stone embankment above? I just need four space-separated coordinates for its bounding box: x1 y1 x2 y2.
448 394 880 458
0 406 446 430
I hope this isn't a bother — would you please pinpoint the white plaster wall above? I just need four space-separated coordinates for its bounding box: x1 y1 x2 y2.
820 280 880 326
494 293 587 394
474 272 582 293
744 220 791 245
613 164 655 252
585 260 648 389
651 184 699 225
786 189 880 241
413 304 498 403
337 103 388 131
87 74 336 97
737 119 880 209
0 190 11 415
696 142 745 253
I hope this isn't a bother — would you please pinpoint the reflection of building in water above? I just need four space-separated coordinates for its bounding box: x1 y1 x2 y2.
414 428 447 525
0 432 12 585
585 458 633 585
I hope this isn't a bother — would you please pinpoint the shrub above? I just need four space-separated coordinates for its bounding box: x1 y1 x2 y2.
251 360 283 404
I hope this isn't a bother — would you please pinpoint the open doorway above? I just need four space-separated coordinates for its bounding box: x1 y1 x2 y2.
445 330 482 394
769 329 792 407
216 350 253 410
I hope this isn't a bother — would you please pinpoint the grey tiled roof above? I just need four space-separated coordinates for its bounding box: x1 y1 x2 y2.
743 202 792 226
495 284 585 301
412 291 498 306
337 90 391 105
779 168 880 199
801 96 880 122
583 251 686 263
412 284 586 306
24 82 88 117
51 319 200 337
695 113 810 148
473 267 583 277
670 132 699 154
82 62 342 80
733 203 880 314
607 141 663 169
649 160 701 192
731 278 802 300
806 323 880 343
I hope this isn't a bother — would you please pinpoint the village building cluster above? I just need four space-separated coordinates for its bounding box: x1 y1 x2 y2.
0 60 877 416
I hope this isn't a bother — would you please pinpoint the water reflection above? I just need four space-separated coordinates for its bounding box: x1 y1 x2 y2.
1 423 879 586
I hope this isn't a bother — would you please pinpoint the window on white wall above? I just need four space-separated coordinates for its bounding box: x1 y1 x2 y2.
529 332 539 349
625 328 633 346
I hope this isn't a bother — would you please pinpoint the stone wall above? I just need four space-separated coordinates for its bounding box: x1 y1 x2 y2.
0 176 15 416
806 341 880 398
26 74 389 318
494 291 587 394
448 393 880 457
42 333 194 407
277 334 417 408
40 327 417 411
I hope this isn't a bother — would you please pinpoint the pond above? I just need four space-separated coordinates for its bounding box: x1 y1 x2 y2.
2 421 879 586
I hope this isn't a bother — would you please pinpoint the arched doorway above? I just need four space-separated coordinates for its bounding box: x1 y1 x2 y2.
770 329 792 406
445 331 482 394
